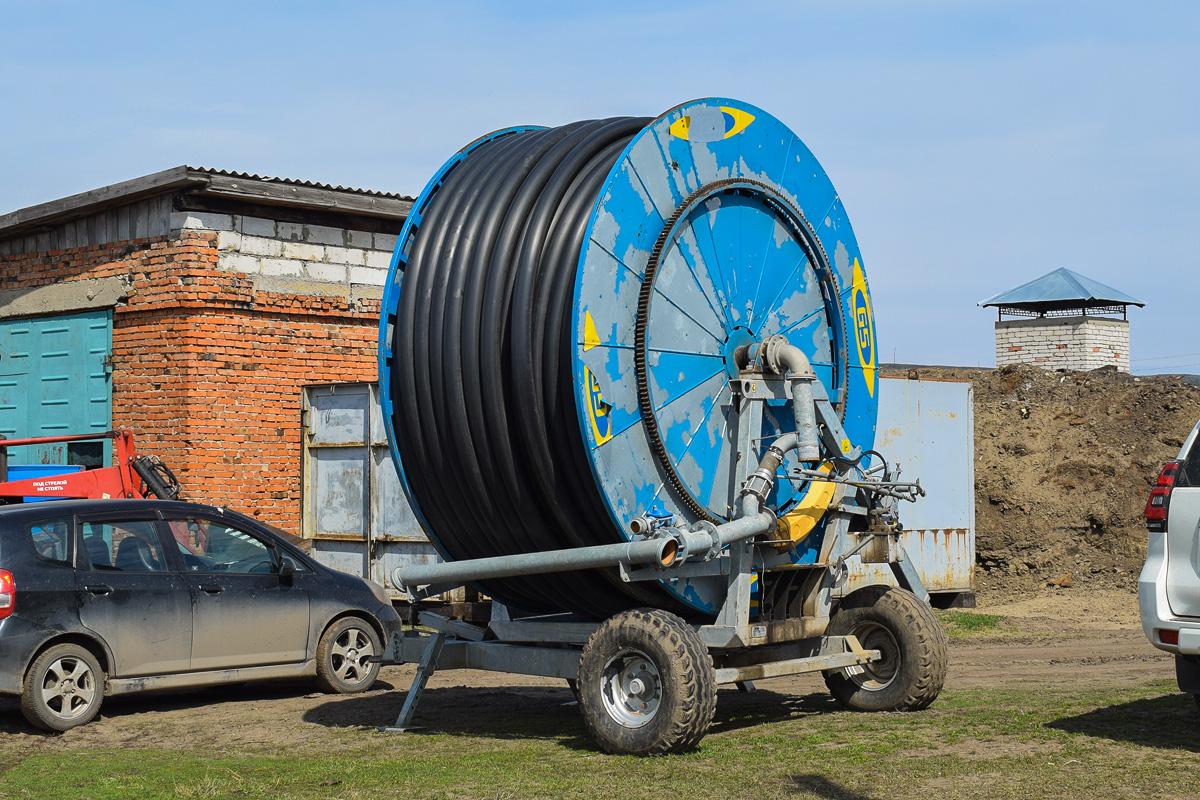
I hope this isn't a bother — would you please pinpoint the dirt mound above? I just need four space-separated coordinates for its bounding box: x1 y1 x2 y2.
883 364 1200 594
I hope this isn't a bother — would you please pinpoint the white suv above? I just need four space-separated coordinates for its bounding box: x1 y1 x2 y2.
1139 419 1200 708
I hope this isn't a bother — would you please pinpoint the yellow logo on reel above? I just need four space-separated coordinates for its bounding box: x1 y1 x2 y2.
584 366 614 446
850 258 876 397
669 106 755 142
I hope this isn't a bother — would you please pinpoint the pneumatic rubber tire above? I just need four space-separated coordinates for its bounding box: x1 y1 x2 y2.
577 608 716 756
314 617 382 694
823 586 948 712
21 643 105 732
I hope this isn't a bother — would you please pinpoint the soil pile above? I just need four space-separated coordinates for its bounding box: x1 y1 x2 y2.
882 364 1200 593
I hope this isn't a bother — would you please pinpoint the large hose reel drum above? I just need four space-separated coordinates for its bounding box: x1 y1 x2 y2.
378 98 879 619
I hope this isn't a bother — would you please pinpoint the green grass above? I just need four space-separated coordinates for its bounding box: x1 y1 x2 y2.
936 609 1007 639
3 680 1199 799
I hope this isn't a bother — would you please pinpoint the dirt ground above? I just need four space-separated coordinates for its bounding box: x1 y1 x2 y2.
884 364 1200 594
0 587 1173 754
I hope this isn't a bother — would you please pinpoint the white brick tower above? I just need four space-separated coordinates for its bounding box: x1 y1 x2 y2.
979 268 1144 372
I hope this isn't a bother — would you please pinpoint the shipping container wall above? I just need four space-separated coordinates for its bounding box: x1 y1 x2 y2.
300 383 437 596
848 375 976 600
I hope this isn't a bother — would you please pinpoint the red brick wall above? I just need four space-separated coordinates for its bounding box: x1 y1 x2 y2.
1 231 380 533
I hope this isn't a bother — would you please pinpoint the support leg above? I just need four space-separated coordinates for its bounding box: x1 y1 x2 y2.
380 630 448 732
890 551 931 605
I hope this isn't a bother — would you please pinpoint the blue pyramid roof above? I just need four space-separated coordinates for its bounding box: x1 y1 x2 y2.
979 267 1144 309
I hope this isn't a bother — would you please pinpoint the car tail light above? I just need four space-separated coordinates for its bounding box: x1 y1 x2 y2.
1146 460 1181 533
0 570 13 620
1160 629 1180 646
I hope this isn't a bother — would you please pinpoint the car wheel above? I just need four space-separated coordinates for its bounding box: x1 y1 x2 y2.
21 643 104 732
315 617 381 694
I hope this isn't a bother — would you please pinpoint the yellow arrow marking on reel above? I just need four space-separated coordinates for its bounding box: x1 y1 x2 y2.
583 310 601 352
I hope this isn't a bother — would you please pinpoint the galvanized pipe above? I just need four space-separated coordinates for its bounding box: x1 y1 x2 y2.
675 493 776 561
393 534 679 592
763 336 820 461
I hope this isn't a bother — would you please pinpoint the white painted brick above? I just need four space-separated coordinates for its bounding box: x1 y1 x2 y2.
303 224 345 246
351 266 388 286
170 211 234 231
364 249 391 269
306 263 347 283
216 231 242 251
995 317 1131 372
218 253 261 274
241 216 276 237
277 221 304 241
374 233 398 252
241 236 283 257
346 229 374 249
325 245 365 265
261 258 303 276
282 241 325 261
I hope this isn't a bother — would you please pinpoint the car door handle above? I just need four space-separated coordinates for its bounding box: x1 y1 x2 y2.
83 584 113 596
198 584 224 595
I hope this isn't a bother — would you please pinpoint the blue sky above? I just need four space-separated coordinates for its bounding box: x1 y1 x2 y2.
2 1 1197 372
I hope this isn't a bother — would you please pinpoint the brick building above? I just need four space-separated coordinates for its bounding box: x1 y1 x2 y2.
0 167 412 534
979 267 1144 373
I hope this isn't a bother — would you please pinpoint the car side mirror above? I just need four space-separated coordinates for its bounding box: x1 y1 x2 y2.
279 556 298 584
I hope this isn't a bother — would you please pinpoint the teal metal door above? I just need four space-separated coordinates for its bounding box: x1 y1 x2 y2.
0 310 112 466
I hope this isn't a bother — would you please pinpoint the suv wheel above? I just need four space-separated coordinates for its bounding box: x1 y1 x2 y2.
315 617 381 693
21 643 105 732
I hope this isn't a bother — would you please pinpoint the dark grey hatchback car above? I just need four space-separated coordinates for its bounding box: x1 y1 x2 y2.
0 499 402 731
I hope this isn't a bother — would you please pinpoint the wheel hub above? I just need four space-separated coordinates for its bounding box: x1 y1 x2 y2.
600 650 662 728
853 622 900 688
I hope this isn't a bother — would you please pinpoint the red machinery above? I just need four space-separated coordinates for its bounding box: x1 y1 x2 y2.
0 431 180 503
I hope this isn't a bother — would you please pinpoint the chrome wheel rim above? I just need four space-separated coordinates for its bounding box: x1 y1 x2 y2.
599 649 661 728
40 655 97 721
330 627 375 685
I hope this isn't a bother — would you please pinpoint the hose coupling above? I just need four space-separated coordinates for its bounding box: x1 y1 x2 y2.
741 464 775 505
629 507 676 536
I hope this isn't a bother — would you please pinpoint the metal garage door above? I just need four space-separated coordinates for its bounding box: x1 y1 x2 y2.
0 310 112 466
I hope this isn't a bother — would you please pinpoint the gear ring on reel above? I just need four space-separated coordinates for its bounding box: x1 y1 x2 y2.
633 176 848 524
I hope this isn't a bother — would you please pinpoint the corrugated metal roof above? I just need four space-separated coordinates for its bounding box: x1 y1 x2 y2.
187 166 412 200
979 267 1144 308
0 165 414 243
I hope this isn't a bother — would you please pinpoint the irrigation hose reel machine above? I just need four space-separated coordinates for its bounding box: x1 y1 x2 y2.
376 98 949 755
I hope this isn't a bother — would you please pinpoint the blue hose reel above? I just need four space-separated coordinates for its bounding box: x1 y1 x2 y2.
379 98 878 617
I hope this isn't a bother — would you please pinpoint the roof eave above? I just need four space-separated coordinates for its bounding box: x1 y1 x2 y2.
0 166 208 240
0 166 414 242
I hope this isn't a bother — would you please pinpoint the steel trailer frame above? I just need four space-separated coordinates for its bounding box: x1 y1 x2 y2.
377 341 938 748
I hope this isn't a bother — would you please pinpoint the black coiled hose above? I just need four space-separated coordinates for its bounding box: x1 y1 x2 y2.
391 118 689 618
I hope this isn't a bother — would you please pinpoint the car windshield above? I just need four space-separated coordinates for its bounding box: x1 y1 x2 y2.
245 518 311 553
